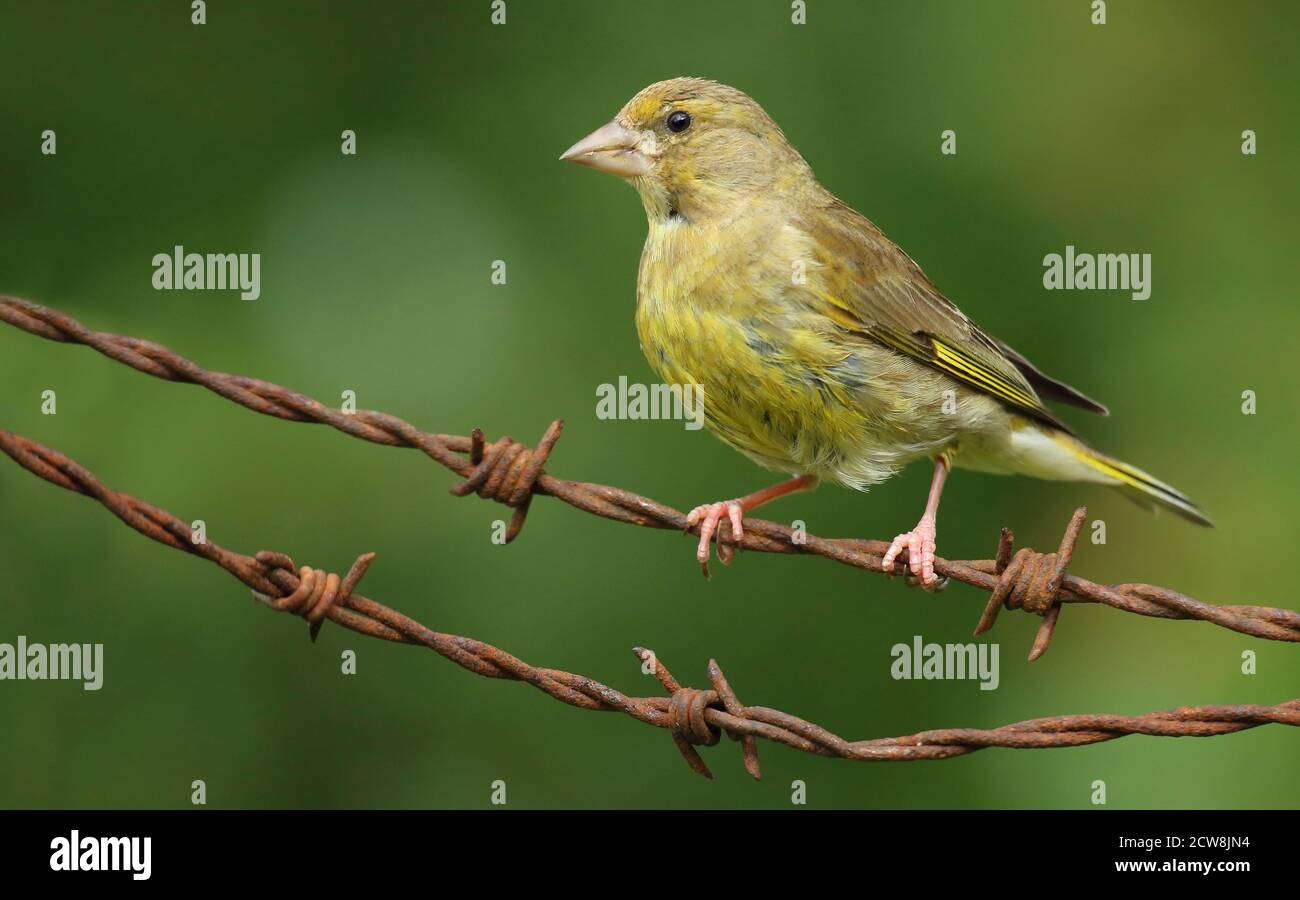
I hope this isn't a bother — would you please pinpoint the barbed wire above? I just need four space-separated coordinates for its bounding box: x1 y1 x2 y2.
4 296 1298 661
2 426 1295 778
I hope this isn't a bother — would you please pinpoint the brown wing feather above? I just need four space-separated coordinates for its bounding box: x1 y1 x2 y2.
985 334 1109 415
802 197 1092 433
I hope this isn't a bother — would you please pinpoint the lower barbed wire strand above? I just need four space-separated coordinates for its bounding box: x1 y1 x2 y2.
0 425 1297 778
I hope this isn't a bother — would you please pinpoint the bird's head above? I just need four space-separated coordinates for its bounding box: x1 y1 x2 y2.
561 77 814 225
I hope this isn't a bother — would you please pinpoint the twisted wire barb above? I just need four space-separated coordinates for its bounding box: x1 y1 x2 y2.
2 427 1296 778
4 295 1300 660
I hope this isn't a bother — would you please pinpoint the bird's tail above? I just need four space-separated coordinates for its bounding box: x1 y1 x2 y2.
1046 430 1213 527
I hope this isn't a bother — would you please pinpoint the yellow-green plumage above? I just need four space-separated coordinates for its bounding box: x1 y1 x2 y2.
637 209 975 489
576 77 1210 527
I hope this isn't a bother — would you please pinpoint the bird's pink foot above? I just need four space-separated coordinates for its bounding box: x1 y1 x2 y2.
882 516 940 589
685 499 745 575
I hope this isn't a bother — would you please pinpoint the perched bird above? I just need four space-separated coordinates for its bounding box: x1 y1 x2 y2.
561 77 1210 584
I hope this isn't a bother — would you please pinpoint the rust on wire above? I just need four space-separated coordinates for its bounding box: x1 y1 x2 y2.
2 426 1297 778
974 506 1086 661
253 550 377 642
4 296 1300 661
448 420 563 542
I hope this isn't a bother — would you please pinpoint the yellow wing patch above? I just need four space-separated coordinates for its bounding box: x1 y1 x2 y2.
813 288 1062 427
930 338 1040 410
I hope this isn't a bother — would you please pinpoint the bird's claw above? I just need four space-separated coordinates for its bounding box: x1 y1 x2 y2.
905 572 949 592
882 517 941 590
686 499 745 578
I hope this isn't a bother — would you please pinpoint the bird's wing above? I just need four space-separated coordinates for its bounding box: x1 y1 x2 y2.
984 335 1109 415
802 200 1096 433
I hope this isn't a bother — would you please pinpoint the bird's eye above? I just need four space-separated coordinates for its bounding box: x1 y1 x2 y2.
666 110 692 133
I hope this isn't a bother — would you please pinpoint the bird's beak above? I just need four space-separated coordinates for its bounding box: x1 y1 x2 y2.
559 119 653 178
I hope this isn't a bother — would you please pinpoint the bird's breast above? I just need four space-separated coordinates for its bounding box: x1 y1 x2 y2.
633 217 955 485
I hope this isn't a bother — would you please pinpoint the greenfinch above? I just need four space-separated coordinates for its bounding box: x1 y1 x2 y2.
561 77 1210 585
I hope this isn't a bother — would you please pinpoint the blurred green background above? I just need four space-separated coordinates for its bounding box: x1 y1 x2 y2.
1 1 1296 809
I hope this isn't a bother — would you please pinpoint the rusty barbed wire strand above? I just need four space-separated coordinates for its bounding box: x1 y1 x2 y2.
2 426 1296 778
3 295 1300 661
